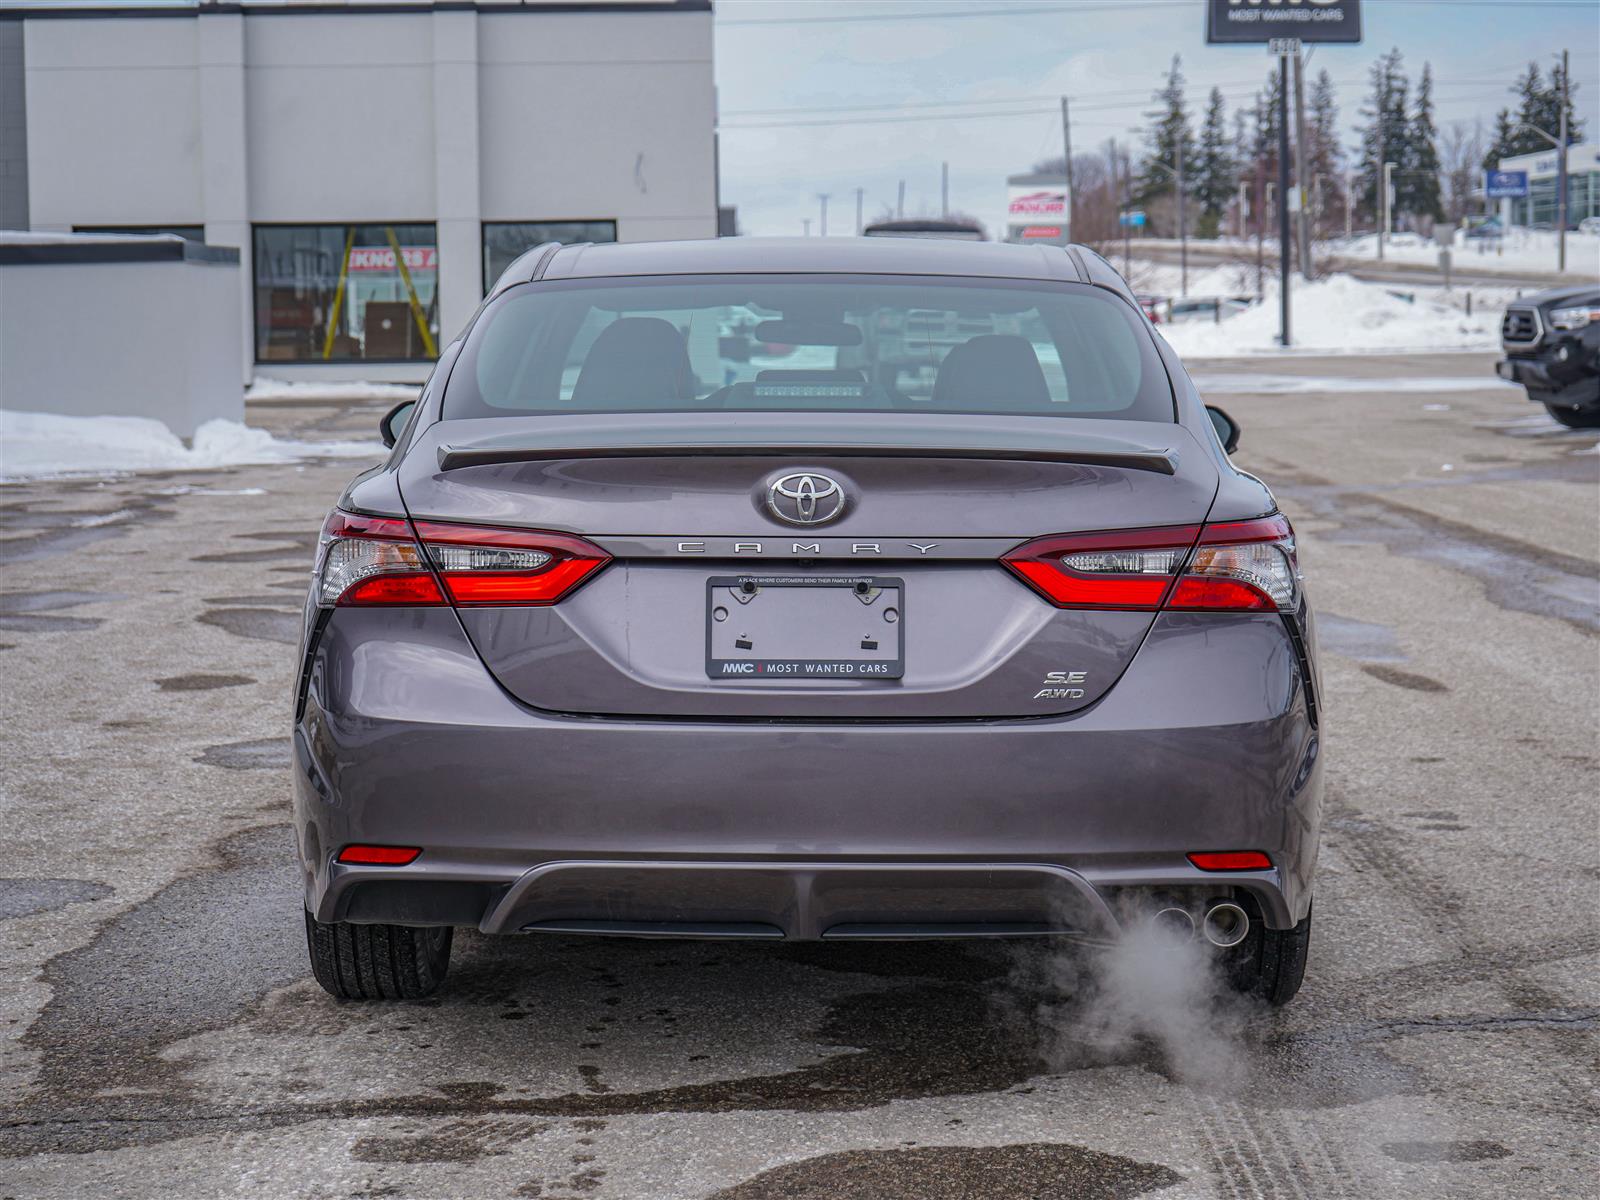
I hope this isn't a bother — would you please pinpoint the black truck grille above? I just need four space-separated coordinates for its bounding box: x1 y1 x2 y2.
1501 307 1539 345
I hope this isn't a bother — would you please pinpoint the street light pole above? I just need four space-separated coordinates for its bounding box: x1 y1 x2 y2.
1277 49 1291 346
1060 96 1075 199
1177 135 1187 298
1381 160 1395 260
1558 48 1569 273
854 187 864 237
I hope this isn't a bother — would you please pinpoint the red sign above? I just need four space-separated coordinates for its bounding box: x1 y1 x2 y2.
1020 225 1062 239
346 246 437 273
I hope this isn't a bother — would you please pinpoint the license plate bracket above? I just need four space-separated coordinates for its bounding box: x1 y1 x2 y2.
706 574 904 680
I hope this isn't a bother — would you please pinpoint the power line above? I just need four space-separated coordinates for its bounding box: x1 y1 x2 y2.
719 2 1189 28
721 75 1534 122
719 0 1600 26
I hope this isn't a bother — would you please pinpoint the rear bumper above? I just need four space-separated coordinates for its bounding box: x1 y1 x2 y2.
292 607 1322 933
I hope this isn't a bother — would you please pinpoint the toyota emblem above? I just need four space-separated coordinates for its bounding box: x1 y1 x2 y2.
766 472 846 526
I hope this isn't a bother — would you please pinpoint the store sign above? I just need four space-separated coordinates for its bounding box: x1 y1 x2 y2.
1205 0 1361 45
1484 170 1529 199
346 246 438 273
1020 225 1063 239
1008 188 1069 218
1118 211 1147 228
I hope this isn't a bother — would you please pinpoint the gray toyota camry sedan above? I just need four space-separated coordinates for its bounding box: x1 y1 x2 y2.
294 237 1321 1006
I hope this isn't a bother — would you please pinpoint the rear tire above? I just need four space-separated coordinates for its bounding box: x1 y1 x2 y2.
1542 402 1600 429
1224 901 1311 1007
304 909 452 1000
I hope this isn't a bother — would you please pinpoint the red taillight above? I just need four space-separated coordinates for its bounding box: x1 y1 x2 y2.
1188 850 1273 871
1002 514 1299 613
413 521 610 607
1001 525 1201 609
315 510 610 608
318 511 445 607
337 844 422 865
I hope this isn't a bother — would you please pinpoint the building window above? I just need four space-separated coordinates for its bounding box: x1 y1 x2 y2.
482 221 617 293
253 224 439 363
75 224 206 242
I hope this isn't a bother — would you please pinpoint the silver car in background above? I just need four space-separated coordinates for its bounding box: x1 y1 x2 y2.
294 237 1321 1005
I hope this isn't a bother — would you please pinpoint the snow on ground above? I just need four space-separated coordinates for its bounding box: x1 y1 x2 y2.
1187 372 1518 394
1159 273 1501 357
0 411 382 481
1327 226 1600 277
245 379 422 402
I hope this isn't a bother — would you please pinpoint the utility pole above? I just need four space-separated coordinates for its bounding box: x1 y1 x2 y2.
817 193 830 238
940 161 949 217
1292 49 1312 280
1558 47 1569 272
854 187 864 236
1276 48 1291 346
1237 179 1248 241
1346 167 1356 241
896 179 905 220
1060 97 1075 197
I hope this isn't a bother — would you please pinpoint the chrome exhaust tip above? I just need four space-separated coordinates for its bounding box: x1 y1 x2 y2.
1151 906 1197 938
1201 901 1250 948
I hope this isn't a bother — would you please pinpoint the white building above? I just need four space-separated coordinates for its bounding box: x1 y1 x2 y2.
1496 141 1600 231
0 0 717 384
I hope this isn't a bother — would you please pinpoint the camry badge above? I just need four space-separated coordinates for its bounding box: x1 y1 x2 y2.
766 472 846 526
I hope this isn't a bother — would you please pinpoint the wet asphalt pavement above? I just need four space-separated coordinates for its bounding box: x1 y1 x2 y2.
0 352 1596 1198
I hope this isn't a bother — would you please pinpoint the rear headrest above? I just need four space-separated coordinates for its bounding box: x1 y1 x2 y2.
571 317 696 407
930 334 1051 410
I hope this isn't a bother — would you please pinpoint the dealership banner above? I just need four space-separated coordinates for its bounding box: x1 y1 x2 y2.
1206 0 1362 44
346 246 438 273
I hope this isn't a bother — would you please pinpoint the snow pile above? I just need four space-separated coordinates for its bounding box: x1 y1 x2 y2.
1160 273 1500 357
246 379 422 402
0 411 381 481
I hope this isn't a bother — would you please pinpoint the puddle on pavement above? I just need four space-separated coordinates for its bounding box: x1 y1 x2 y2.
190 530 317 565
1296 493 1600 633
194 738 292 770
1380 1139 1513 1164
707 1143 1185 1199
1360 664 1449 693
197 608 301 645
0 878 114 920
0 590 120 633
0 493 176 562
1316 614 1406 663
156 673 256 693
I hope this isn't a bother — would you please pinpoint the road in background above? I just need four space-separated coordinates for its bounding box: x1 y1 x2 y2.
1 354 1596 1198
1131 238 1593 292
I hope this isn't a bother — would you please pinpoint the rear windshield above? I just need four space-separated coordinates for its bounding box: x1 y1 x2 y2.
444 274 1174 422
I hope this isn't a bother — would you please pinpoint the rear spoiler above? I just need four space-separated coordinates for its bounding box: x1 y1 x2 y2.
436 442 1178 475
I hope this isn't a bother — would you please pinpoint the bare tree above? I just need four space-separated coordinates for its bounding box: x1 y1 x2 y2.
1440 119 1484 224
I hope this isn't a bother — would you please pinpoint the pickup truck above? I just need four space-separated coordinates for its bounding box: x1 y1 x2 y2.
1496 285 1600 428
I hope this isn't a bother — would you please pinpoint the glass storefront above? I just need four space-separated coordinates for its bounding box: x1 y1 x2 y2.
253 223 439 362
482 220 617 293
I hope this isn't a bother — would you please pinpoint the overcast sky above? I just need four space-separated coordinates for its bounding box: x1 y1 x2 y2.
714 0 1600 237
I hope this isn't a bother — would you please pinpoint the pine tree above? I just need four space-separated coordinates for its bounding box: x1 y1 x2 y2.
1482 107 1520 170
1136 54 1195 232
1192 87 1234 237
1357 49 1410 224
1307 69 1343 232
1403 63 1444 222
1481 60 1585 169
